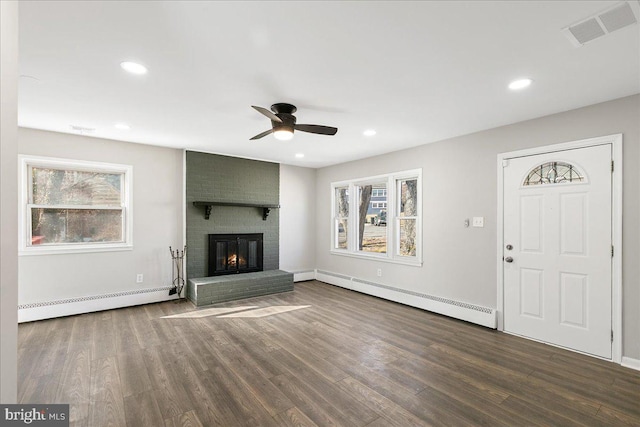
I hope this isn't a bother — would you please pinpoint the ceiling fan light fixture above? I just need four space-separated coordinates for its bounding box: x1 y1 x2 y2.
274 129 294 141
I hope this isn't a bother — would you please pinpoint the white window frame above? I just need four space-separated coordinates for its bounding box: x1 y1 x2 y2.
331 169 422 266
19 155 133 255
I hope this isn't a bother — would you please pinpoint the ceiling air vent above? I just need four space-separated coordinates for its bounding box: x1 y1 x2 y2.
563 1 639 47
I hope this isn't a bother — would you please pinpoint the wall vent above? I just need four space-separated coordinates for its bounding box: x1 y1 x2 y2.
563 1 639 47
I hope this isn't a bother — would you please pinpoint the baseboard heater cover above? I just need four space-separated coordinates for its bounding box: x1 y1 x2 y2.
315 270 497 329
18 286 177 322
291 270 316 282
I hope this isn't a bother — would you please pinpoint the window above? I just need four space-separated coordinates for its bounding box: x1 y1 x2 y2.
331 169 421 265
358 182 387 254
523 161 585 186
333 186 349 250
19 156 133 254
397 178 418 256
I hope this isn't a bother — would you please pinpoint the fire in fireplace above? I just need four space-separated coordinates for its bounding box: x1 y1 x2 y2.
208 233 263 276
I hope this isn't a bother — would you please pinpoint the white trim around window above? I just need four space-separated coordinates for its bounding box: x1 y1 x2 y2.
18 155 133 255
331 169 422 266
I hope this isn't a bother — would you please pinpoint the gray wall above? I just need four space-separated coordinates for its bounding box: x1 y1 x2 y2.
186 151 280 278
18 129 184 305
1 0 19 403
315 94 640 360
279 164 317 273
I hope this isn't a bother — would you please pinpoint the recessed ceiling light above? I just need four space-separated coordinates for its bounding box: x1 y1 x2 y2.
363 129 377 136
295 153 305 158
114 123 131 130
120 61 148 75
508 78 533 90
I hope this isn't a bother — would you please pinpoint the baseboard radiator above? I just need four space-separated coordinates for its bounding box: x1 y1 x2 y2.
291 270 316 282
18 286 177 323
315 269 497 329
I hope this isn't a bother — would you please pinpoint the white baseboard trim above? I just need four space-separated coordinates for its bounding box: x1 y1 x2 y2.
621 356 640 371
292 270 316 282
315 270 496 329
18 286 178 322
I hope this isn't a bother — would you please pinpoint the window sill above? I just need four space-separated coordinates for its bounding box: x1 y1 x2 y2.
19 243 133 256
330 249 422 267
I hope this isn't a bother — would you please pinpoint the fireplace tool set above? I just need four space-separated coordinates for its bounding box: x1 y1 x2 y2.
169 246 186 301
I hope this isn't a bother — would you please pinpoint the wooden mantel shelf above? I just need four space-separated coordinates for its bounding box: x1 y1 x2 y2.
193 201 280 221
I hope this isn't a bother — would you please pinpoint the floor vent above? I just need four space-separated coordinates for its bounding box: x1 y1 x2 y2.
563 1 639 47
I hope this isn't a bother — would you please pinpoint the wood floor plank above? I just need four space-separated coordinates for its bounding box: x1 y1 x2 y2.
16 280 640 427
117 349 153 397
55 349 91 425
164 410 205 427
597 404 640 426
18 372 61 405
207 365 281 427
88 396 126 427
91 311 116 361
123 390 165 427
272 406 321 427
204 343 295 417
269 373 352 427
499 395 585 427
113 307 141 353
142 345 193 420
335 376 431 427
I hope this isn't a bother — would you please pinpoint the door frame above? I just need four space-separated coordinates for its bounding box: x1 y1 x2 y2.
496 134 622 363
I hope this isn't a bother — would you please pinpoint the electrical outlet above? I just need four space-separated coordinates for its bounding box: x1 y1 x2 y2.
136 274 143 283
472 217 484 228
377 268 382 277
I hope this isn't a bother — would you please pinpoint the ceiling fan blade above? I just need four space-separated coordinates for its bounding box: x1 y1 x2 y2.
252 105 282 123
294 124 338 136
250 129 274 140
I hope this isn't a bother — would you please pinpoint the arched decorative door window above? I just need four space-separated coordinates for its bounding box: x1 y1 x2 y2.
522 161 585 186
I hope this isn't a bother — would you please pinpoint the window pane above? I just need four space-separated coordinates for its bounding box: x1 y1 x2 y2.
523 162 585 186
399 179 418 217
335 186 349 250
32 167 122 206
399 219 417 256
336 219 348 249
31 208 123 244
335 187 349 217
359 184 387 253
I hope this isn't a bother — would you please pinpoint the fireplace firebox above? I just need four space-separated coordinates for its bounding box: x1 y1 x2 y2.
208 233 263 276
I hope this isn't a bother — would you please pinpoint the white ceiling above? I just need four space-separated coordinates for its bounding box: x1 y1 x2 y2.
18 1 640 168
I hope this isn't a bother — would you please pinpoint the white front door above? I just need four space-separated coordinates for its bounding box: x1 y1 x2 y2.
503 144 612 359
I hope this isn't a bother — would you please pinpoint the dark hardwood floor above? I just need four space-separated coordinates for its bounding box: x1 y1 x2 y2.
18 280 640 426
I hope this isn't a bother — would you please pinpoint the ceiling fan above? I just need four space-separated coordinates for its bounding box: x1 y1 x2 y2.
250 103 338 141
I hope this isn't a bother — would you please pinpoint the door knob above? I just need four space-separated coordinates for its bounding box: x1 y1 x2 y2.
505 257 514 263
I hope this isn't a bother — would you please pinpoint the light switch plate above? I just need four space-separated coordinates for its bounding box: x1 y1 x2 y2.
472 217 484 227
